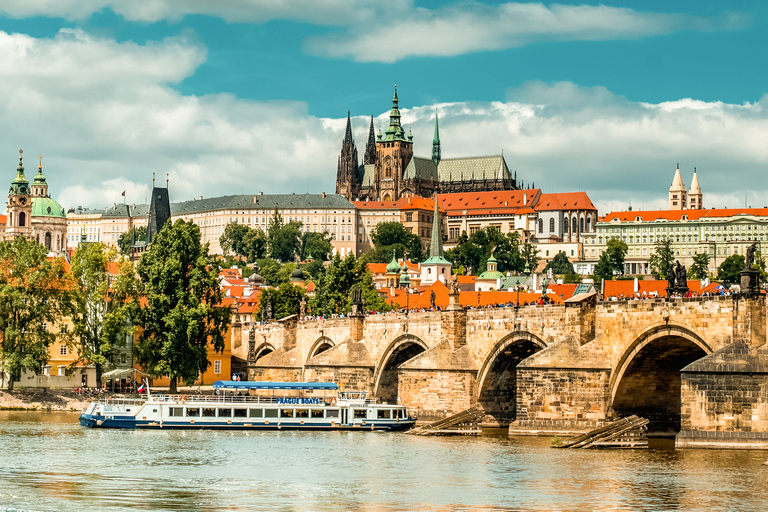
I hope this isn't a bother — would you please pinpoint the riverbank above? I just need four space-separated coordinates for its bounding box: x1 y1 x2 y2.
0 389 93 411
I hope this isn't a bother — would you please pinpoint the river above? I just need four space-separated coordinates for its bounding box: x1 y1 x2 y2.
1 411 767 511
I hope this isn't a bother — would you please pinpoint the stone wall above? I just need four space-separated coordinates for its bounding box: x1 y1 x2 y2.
398 369 476 421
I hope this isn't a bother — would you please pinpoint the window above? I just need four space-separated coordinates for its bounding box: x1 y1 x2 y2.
203 408 216 417
572 218 578 233
538 219 543 233
234 409 247 418
214 360 221 374
354 409 367 419
295 409 309 418
58 365 66 376
311 409 324 418
405 213 412 222
280 409 295 418
60 345 67 356
186 408 200 417
549 218 555 232
580 218 585 232
249 409 263 418
60 324 68 334
265 409 278 418
326 409 339 418
218 408 232 418
378 409 392 419
169 407 183 417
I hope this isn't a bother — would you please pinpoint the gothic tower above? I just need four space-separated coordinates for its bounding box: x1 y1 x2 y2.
364 115 376 165
669 163 687 210
432 110 441 166
374 86 413 201
6 150 32 240
688 167 703 209
335 111 360 201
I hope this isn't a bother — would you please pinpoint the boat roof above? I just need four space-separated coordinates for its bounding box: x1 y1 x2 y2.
212 381 338 390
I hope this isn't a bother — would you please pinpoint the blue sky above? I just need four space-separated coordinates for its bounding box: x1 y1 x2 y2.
0 1 767 214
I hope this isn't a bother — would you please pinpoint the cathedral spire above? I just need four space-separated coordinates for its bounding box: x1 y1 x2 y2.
429 195 443 258
364 115 376 165
343 110 354 146
432 109 441 167
384 84 406 142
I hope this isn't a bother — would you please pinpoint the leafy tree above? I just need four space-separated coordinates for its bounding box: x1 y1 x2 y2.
649 238 674 278
117 226 147 255
134 220 231 393
521 242 540 274
309 253 389 316
256 283 308 321
242 228 268 262
256 258 284 287
301 232 332 261
70 243 139 384
717 254 745 285
220 222 250 257
593 251 614 280
689 252 711 280
754 250 767 283
369 222 423 262
0 237 72 390
267 209 302 262
445 228 525 276
302 259 325 282
606 238 628 275
544 251 575 275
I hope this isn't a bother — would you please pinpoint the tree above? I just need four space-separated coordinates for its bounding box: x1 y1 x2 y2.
593 251 614 280
521 242 540 274
445 228 525 276
369 222 423 262
242 228 268 262
220 222 250 257
134 220 231 393
0 237 72 390
301 232 332 261
309 253 390 316
117 226 147 255
256 283 308 321
717 254 745 285
649 238 674 278
70 243 139 384
689 252 711 280
606 238 628 275
754 250 767 283
267 209 302 262
256 258 284 287
544 251 575 275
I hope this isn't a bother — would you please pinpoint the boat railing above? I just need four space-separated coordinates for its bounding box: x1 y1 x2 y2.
142 394 388 406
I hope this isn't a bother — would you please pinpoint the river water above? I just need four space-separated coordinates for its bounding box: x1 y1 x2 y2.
1 411 767 512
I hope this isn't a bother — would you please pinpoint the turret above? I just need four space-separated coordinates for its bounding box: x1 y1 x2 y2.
668 163 687 210
432 110 441 167
689 167 703 210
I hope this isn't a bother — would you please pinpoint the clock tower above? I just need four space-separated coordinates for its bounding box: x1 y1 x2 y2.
6 150 32 240
374 86 413 201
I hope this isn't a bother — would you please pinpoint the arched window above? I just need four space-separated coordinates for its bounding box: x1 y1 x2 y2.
572 218 578 233
549 218 555 232
580 217 585 232
586 216 591 230
564 220 569 233
44 232 52 250
18 212 26 227
538 219 543 233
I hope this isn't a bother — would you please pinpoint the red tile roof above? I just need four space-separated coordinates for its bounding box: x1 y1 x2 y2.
600 207 768 223
0 214 6 224
534 192 596 212
441 189 540 214
603 279 704 298
387 281 563 309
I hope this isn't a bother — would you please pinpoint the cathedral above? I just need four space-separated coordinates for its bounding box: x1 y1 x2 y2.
668 164 703 210
5 150 67 254
336 87 517 202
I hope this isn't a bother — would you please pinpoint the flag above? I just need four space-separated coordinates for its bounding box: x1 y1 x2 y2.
137 383 146 393
121 190 126 197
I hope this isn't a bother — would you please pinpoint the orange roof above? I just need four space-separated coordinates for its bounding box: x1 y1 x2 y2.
226 286 245 298
603 279 703 298
400 197 445 212
388 281 563 309
534 192 596 212
0 214 6 224
454 275 477 283
441 189 540 213
600 207 768 223
367 263 389 275
353 199 404 210
546 283 578 300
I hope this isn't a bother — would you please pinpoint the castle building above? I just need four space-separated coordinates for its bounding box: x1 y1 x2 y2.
669 164 704 210
336 87 517 202
5 151 66 254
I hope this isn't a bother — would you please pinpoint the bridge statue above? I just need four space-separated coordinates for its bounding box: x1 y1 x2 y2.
746 242 757 269
350 283 365 317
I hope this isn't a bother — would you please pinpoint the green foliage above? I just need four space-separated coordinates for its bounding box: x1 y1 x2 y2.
753 250 767 283
268 208 303 262
302 259 325 282
606 238 628 275
219 223 268 263
134 220 231 393
445 228 526 276
117 226 147 255
593 251 614 280
256 283 308 321
256 258 284 287
301 232 332 261
689 252 711 280
544 252 575 275
563 273 581 284
649 238 675 278
309 253 390 316
369 222 423 262
520 242 539 274
717 254 745 285
70 243 139 383
0 236 73 389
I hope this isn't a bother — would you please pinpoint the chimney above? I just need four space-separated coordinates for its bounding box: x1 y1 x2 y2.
322 192 326 198
633 277 638 293
523 193 527 205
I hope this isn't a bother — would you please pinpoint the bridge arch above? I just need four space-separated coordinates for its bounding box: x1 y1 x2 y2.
307 336 334 362
372 334 429 403
475 331 548 426
610 323 711 431
252 342 276 363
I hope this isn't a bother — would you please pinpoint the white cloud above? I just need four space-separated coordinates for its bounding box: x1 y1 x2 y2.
0 28 767 222
304 2 747 63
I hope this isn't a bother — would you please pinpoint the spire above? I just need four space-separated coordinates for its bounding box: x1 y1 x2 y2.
343 111 354 145
429 195 443 258
10 149 29 195
669 163 687 210
364 115 376 164
432 109 441 166
690 167 702 194
670 163 685 191
689 166 703 209
384 84 406 142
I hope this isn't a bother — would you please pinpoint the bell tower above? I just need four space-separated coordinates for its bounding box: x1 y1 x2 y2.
6 150 32 240
374 86 413 201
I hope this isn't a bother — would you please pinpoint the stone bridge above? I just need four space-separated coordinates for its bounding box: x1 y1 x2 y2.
236 293 768 447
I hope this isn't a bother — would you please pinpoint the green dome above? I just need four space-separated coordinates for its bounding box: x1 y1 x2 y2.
32 196 66 218
386 251 401 273
10 156 29 195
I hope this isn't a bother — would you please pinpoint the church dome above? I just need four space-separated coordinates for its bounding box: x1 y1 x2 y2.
291 266 305 282
386 252 401 273
248 265 263 287
31 196 65 218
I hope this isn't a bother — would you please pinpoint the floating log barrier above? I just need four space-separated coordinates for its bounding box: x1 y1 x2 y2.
552 415 649 449
407 407 484 436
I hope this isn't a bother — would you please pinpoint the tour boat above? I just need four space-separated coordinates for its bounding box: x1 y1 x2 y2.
79 381 416 431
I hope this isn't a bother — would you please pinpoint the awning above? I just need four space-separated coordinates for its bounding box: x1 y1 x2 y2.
101 368 150 380
213 381 338 390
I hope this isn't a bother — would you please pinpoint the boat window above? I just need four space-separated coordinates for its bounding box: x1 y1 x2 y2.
326 409 339 418
202 408 216 417
354 409 367 419
397 408 407 419
234 409 247 418
249 409 264 418
295 409 309 418
378 409 392 419
311 409 324 418
169 407 183 417
186 408 200 417
280 409 295 418
265 409 278 418
218 408 232 418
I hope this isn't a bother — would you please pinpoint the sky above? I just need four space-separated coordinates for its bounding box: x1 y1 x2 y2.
0 0 767 216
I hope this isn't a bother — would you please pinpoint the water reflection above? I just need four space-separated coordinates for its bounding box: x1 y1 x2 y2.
1 412 767 512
